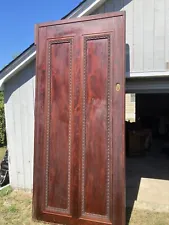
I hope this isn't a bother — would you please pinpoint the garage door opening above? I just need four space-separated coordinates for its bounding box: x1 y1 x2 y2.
126 93 169 217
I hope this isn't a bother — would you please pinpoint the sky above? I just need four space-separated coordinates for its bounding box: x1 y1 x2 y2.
0 0 82 70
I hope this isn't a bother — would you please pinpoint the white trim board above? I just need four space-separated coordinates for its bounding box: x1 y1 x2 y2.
126 71 169 78
67 0 107 19
0 51 36 91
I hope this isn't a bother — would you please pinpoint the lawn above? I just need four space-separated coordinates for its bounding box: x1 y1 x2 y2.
0 186 45 225
0 186 169 225
0 147 6 162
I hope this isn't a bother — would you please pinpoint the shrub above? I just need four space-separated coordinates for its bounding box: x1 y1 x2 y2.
0 92 6 146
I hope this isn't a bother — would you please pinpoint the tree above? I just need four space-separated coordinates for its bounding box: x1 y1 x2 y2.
0 92 6 146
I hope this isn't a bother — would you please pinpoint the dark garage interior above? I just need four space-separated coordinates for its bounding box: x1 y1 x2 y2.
126 93 169 217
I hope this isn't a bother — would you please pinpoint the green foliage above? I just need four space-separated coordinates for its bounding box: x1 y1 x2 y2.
0 185 12 197
0 147 6 161
0 92 6 146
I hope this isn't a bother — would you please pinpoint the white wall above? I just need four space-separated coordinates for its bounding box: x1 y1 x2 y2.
4 60 35 189
91 0 169 73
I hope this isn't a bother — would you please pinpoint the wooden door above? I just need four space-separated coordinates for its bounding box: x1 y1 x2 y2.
33 12 126 225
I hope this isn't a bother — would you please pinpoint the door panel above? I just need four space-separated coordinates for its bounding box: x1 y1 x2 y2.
33 12 125 225
82 35 110 219
47 39 73 213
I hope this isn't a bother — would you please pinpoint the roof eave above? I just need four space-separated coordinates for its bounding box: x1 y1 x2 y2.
0 50 36 91
65 0 107 18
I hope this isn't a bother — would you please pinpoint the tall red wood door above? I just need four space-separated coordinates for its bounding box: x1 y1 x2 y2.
33 12 126 225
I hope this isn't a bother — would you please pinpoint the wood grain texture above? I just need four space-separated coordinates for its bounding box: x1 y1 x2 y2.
46 40 72 212
83 37 109 217
33 12 125 225
33 26 47 220
111 15 126 225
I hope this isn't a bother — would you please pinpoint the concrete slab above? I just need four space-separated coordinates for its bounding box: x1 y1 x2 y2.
133 200 169 213
137 178 169 205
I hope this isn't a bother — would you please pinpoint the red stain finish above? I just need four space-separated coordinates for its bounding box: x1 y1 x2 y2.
48 41 71 210
85 39 108 216
33 12 126 225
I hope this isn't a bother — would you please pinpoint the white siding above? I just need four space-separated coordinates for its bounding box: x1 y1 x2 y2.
154 0 165 70
133 0 144 71
92 4 105 14
165 0 169 68
124 0 134 72
143 0 154 71
91 0 169 72
105 0 114 12
113 0 123 11
4 86 18 188
4 60 35 189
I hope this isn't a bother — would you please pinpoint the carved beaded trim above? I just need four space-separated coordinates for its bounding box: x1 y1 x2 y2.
82 35 111 219
45 38 73 214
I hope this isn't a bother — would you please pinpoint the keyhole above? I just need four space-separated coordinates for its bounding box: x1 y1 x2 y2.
116 83 120 92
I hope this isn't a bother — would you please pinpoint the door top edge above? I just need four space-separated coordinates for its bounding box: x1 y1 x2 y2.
36 11 126 29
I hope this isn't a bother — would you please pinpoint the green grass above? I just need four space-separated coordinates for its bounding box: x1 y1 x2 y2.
0 146 6 161
0 188 48 225
0 188 169 225
0 186 12 197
